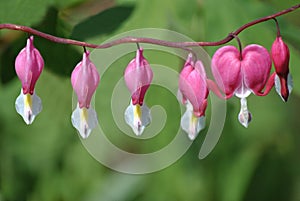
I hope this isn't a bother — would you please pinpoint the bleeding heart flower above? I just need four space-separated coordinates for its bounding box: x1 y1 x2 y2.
15 36 44 124
178 53 208 140
271 36 292 102
124 48 153 136
211 44 272 127
71 50 100 139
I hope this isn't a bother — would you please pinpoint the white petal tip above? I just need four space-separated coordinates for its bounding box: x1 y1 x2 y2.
133 125 144 136
240 121 249 128
79 125 92 139
238 109 252 128
71 105 98 139
15 90 42 125
124 102 151 136
181 106 205 140
188 133 197 141
275 73 293 102
24 112 33 125
238 98 252 128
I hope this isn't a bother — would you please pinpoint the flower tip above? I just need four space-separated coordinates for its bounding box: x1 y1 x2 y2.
133 123 144 136
71 104 98 139
275 73 293 102
238 110 252 128
79 124 91 139
238 97 252 128
15 90 42 125
281 93 289 102
124 102 151 136
274 73 293 102
24 112 33 125
188 132 197 141
180 106 205 140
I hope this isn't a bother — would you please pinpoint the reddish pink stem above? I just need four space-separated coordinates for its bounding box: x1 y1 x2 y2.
0 4 299 49
206 79 233 100
255 72 276 96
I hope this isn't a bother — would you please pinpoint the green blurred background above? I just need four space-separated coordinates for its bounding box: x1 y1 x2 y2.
1 0 300 200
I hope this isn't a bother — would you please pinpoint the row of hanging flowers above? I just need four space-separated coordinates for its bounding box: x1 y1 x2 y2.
13 21 291 140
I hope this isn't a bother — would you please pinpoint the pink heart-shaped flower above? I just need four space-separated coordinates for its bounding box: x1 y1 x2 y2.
211 44 271 98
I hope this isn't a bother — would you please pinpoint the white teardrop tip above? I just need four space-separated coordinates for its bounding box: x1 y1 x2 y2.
15 89 42 125
274 73 293 102
238 98 252 128
124 101 151 136
180 106 205 140
71 104 98 139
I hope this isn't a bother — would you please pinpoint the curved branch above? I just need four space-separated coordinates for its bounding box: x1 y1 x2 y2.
0 4 299 49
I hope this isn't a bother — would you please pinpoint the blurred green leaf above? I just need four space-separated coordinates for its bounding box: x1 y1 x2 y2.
0 0 52 25
1 1 300 201
72 5 135 41
34 7 82 77
0 36 27 84
53 0 85 9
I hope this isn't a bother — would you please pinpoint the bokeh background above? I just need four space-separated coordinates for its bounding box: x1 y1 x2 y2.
1 0 300 201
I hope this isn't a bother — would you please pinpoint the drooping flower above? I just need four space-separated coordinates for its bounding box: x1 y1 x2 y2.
15 36 44 124
124 48 153 136
211 44 272 127
271 36 292 102
178 53 208 140
71 50 100 139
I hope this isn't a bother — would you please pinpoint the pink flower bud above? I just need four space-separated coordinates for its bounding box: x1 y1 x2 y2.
71 50 100 109
271 36 292 101
124 48 153 106
15 36 44 95
71 50 100 139
124 48 153 136
178 54 208 140
179 54 208 117
15 36 44 124
211 44 272 127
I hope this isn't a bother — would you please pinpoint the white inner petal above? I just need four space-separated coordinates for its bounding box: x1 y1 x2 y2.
124 100 151 136
238 97 252 128
235 80 251 99
274 73 293 101
288 73 293 94
71 104 98 139
177 90 184 104
15 89 42 125
180 102 205 140
274 74 280 96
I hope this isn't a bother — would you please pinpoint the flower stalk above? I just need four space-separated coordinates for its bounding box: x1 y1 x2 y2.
0 4 298 49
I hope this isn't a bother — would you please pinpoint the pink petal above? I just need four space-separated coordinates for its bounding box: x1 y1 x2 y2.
71 51 100 108
179 56 208 117
124 48 153 105
242 44 272 95
211 46 242 97
15 36 44 95
271 37 290 76
271 37 291 101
